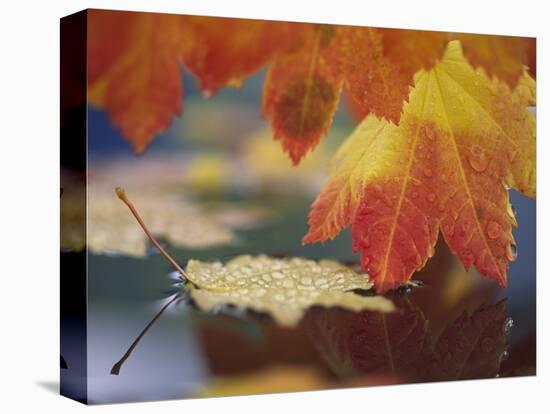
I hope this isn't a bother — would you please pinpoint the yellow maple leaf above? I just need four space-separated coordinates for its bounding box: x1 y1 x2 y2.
304 40 535 292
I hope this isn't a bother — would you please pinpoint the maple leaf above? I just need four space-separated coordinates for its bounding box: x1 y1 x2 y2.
452 33 536 89
88 10 185 153
263 25 447 164
87 11 534 166
187 255 394 327
303 40 536 292
337 27 447 124
262 25 344 165
88 11 295 153
180 16 298 94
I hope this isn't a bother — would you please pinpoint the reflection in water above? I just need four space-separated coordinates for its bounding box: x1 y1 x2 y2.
92 243 529 402
196 287 509 392
59 55 536 404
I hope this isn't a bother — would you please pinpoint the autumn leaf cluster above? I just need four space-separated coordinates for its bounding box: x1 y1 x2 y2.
88 10 536 292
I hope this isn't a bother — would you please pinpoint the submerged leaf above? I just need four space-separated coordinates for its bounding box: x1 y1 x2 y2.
187 255 394 327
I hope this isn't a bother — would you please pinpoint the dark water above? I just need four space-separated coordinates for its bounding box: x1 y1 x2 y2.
73 192 536 404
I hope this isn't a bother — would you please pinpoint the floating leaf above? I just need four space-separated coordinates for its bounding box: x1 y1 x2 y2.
88 188 236 257
304 40 536 292
187 255 394 327
61 156 244 256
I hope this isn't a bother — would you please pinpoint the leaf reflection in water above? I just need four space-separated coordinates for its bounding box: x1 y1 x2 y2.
110 243 516 395
195 293 508 392
196 248 512 392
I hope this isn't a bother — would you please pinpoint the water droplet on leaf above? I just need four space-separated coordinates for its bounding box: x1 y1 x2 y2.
503 317 514 335
506 242 518 261
468 145 488 172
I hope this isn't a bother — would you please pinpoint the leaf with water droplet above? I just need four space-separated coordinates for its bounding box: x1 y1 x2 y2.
186 255 394 327
468 145 489 172
452 33 535 88
304 40 535 292
486 220 502 240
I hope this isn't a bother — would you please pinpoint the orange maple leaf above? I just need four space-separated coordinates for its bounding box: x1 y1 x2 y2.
88 10 185 153
452 33 536 89
180 16 298 95
263 25 447 164
87 11 535 166
88 10 293 153
337 27 447 124
303 40 536 293
262 25 344 164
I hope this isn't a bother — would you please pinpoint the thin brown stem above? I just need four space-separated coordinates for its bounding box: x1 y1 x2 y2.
115 187 194 284
110 293 182 375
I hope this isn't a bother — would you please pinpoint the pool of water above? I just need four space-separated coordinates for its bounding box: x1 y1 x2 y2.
65 192 536 404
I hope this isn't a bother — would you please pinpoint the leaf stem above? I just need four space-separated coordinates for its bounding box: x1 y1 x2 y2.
115 187 195 284
110 293 182 375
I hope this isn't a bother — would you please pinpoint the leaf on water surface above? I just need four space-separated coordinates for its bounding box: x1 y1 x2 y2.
88 189 236 257
186 255 394 327
304 40 536 292
61 157 250 256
